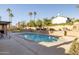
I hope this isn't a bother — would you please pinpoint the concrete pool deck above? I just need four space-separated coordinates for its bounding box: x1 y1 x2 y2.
0 32 77 55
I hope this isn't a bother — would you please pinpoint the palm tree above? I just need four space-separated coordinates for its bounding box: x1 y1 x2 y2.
9 13 14 22
9 13 14 30
34 12 37 20
0 16 1 21
28 12 32 20
7 8 14 30
7 8 12 21
7 8 12 13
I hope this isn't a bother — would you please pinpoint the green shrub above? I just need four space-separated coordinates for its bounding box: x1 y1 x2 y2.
69 38 79 55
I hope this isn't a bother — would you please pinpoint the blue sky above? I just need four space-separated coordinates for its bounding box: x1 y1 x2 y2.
0 4 79 25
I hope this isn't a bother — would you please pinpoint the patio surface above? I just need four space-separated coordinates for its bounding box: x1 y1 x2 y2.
0 32 75 55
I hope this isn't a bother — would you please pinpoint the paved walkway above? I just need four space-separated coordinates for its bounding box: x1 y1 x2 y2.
0 33 72 55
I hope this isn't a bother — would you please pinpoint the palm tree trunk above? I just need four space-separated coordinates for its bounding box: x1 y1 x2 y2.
9 17 12 31
30 15 32 20
34 15 36 20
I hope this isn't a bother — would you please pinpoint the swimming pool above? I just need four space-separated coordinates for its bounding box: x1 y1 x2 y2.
23 32 58 42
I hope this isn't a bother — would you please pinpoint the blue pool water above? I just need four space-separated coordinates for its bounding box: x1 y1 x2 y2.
23 33 58 42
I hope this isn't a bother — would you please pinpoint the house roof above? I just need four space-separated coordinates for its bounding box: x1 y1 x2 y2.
0 21 11 25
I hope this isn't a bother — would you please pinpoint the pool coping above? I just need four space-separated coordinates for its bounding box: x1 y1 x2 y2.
12 32 76 54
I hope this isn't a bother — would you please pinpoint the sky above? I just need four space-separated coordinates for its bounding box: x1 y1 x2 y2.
0 4 79 25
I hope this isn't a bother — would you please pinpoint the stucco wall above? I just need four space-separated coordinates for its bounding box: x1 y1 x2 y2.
52 16 68 24
47 25 73 30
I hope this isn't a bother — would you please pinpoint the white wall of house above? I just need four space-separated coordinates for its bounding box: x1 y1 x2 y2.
52 16 68 24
